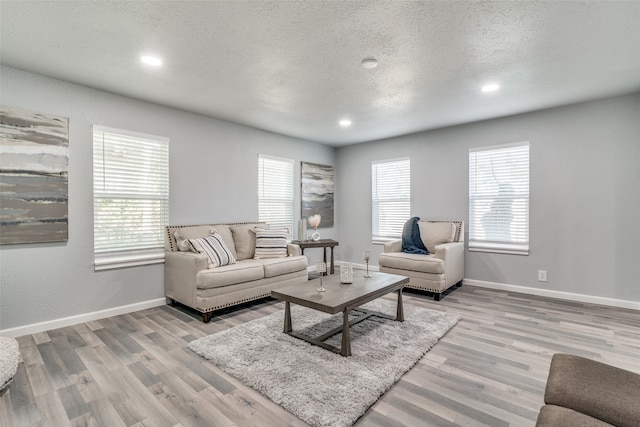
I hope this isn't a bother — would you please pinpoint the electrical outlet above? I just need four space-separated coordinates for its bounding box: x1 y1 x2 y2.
538 270 548 282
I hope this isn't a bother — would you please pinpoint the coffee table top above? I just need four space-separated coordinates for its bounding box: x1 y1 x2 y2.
271 271 408 315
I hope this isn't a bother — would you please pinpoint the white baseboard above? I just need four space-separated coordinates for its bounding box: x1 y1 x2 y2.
0 298 167 338
464 279 640 311
7 276 634 339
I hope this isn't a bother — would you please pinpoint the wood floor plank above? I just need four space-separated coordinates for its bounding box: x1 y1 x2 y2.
2 285 639 427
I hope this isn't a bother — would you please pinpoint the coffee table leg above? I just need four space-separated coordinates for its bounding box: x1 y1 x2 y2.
341 308 352 357
396 289 404 322
284 301 292 333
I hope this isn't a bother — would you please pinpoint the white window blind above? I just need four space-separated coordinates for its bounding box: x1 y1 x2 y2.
93 126 169 270
469 142 529 255
258 154 294 236
372 158 410 242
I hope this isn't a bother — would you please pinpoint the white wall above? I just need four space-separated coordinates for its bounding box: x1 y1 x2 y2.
337 93 640 304
0 66 336 332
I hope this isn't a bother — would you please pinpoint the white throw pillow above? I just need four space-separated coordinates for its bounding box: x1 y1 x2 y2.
188 232 236 268
254 228 288 259
417 221 456 254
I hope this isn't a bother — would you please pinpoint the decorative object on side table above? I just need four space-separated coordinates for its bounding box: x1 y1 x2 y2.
340 263 353 284
316 262 327 292
297 219 307 241
308 214 321 241
363 251 372 278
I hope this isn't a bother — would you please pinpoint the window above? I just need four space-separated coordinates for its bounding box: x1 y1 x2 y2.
258 154 294 236
93 126 169 270
469 142 529 255
372 158 410 242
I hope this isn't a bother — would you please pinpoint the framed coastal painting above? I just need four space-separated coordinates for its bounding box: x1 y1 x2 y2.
301 161 334 227
0 106 69 244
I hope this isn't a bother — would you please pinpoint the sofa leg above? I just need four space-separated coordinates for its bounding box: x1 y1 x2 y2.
167 297 176 306
434 293 442 301
456 280 463 287
202 312 213 323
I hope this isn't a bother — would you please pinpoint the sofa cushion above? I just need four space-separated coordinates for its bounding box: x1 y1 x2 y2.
418 221 456 253
196 260 265 289
231 223 269 260
258 256 308 278
536 405 614 427
188 233 237 269
378 252 445 274
175 227 216 251
254 228 288 259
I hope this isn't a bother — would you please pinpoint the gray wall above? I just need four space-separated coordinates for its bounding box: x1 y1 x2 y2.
337 93 640 303
0 66 336 331
1 65 638 333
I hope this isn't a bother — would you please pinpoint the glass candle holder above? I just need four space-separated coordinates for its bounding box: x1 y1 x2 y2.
340 263 353 284
316 262 327 292
363 251 372 278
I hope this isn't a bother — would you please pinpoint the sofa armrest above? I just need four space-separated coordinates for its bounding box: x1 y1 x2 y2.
434 241 465 286
287 243 302 257
383 240 402 253
544 354 640 427
164 251 208 307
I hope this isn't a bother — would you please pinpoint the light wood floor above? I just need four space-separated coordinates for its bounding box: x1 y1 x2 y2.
2 285 639 427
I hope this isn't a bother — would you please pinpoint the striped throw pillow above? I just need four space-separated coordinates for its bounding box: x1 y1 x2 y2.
188 232 236 268
254 228 288 259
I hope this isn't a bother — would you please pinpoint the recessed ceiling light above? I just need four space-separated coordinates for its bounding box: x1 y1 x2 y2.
481 83 500 92
141 55 162 66
361 58 378 69
339 119 352 127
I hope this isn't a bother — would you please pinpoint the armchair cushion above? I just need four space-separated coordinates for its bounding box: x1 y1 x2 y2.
377 252 444 274
418 221 456 253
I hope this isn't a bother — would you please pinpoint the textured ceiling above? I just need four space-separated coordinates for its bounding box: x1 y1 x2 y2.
2 1 640 146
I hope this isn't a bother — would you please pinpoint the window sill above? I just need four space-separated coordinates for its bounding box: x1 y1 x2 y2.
94 249 165 271
468 242 529 256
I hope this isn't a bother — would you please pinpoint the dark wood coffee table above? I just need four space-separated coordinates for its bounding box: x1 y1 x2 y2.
271 272 409 357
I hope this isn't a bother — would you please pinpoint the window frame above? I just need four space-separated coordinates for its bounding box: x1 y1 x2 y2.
257 154 294 238
371 157 411 244
468 141 530 255
93 125 169 270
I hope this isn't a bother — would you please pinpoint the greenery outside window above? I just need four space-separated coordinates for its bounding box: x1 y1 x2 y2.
93 126 169 270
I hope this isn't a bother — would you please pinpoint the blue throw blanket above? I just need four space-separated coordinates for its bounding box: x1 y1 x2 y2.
402 217 429 254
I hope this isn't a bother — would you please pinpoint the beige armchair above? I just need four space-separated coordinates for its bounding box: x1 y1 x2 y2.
378 220 464 300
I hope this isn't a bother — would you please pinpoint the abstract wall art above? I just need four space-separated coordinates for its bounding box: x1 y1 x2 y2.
0 106 69 244
301 161 334 227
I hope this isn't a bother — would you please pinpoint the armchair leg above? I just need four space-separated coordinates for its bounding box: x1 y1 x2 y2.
202 312 213 323
434 293 442 301
455 280 463 287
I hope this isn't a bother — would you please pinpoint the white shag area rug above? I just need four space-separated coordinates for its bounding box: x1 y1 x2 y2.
0 336 20 393
189 299 460 427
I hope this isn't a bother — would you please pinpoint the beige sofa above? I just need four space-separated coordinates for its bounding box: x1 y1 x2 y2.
536 353 640 427
378 220 464 300
164 222 308 322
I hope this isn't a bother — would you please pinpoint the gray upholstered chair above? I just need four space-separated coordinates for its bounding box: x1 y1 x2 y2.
536 354 640 427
